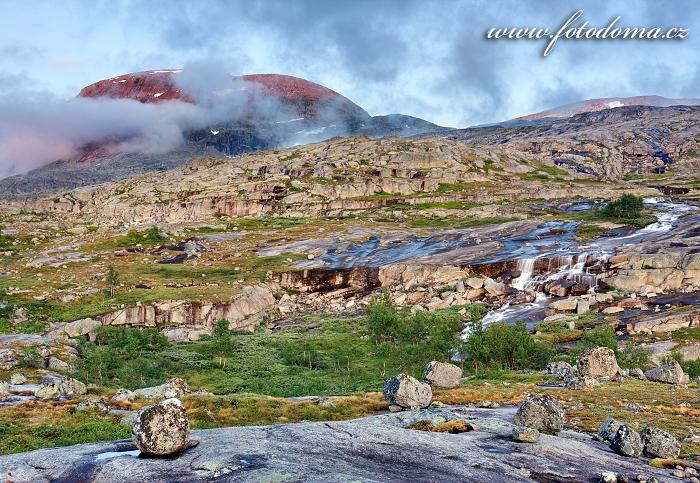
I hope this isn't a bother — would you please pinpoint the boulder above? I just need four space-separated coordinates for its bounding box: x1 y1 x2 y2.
0 381 9 398
133 378 190 399
549 298 578 312
383 373 432 410
76 397 110 413
111 388 136 404
483 278 507 296
10 372 26 385
466 277 484 289
513 394 564 435
640 427 681 458
597 417 622 443
610 425 643 458
602 306 624 315
547 361 576 380
644 360 687 384
422 361 463 389
59 377 87 399
628 367 646 380
576 299 590 315
132 398 190 456
61 317 102 338
565 374 598 390
34 384 61 401
512 426 540 443
577 347 620 378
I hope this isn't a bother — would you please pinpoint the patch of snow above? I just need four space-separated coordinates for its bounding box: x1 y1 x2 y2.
210 130 220 135
149 69 182 74
275 117 305 124
153 92 164 98
118 79 127 83
607 101 624 108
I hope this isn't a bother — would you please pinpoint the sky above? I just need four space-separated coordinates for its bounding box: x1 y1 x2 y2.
0 0 698 177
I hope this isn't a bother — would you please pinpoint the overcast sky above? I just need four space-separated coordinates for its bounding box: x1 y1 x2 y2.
1 0 698 127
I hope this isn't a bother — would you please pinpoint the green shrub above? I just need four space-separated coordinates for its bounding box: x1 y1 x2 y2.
464 321 555 371
600 194 644 219
617 344 653 370
571 325 618 357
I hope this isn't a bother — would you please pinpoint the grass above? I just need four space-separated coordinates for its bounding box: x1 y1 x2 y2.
574 223 609 242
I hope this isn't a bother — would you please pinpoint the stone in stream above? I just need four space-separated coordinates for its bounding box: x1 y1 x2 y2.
644 360 688 384
576 347 620 378
639 426 681 458
132 398 190 456
422 361 463 389
383 373 432 410
513 394 564 435
610 424 643 458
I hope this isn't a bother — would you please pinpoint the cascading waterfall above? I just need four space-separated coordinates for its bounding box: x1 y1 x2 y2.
511 258 536 290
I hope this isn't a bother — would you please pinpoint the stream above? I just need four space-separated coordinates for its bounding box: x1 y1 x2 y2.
478 198 697 329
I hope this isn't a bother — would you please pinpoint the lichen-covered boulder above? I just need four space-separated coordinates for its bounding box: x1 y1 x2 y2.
10 372 26 385
610 424 643 458
132 398 190 456
547 361 576 380
640 426 681 458
383 373 432 410
422 361 463 389
576 347 620 378
597 417 622 443
34 383 61 401
644 360 687 384
133 378 190 400
111 388 136 404
76 397 110 413
513 394 564 435
564 374 598 390
59 377 87 399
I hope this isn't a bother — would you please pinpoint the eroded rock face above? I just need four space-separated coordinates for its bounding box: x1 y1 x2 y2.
644 360 687 384
132 398 190 456
383 373 432 410
576 347 620 378
513 394 564 435
640 426 681 458
422 361 463 389
610 425 643 458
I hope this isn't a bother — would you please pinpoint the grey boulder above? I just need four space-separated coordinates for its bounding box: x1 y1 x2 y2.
644 360 687 384
422 361 463 389
383 373 432 410
513 394 564 435
610 425 643 458
640 426 680 459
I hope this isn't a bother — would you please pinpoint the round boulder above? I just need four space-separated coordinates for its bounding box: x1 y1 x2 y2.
610 424 643 458
644 360 687 384
383 373 432 410
34 383 61 401
422 361 463 389
111 388 136 404
576 347 620 378
76 397 110 413
513 394 564 435
132 398 190 456
640 426 681 458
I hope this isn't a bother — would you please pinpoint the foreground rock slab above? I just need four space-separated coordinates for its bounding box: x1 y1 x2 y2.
0 406 673 482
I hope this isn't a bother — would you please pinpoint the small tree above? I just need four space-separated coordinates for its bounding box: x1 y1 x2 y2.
600 194 644 219
106 264 120 298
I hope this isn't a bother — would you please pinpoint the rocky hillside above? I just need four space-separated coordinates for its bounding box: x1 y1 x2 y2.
0 71 448 200
512 95 700 122
436 106 700 178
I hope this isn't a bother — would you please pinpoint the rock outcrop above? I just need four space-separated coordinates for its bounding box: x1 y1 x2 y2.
0 407 674 482
133 378 190 400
